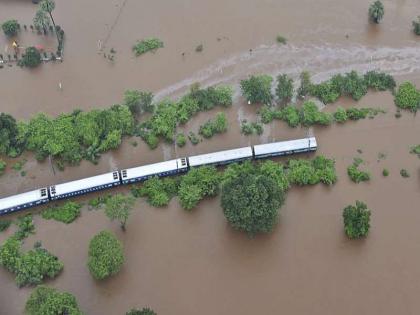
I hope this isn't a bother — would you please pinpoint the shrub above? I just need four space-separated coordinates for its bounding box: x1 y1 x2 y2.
126 308 157 315
176 96 199 124
286 156 337 186
133 176 178 207
300 101 333 126
132 38 163 56
382 168 389 177
240 120 263 135
409 144 420 158
280 105 300 127
347 158 370 183
394 82 420 112
188 131 200 145
276 74 293 103
240 75 273 105
343 201 371 239
87 230 124 280
297 71 312 98
178 166 221 210
19 47 42 68
123 90 154 115
258 160 290 192
0 220 12 232
222 173 284 236
104 194 135 230
198 112 228 139
276 35 287 44
41 201 82 224
363 70 396 91
400 169 410 178
369 1 384 23
0 160 6 175
176 133 187 147
25 285 83 315
15 215 35 240
333 106 348 123
0 237 63 287
189 84 233 110
2 20 19 37
413 16 420 36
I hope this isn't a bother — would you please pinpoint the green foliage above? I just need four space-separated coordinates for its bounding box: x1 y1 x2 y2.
276 74 293 103
394 82 420 112
240 120 263 135
347 158 370 183
413 16 420 36
300 101 333 126
0 237 63 287
343 201 371 239
333 106 348 123
41 201 82 224
369 1 384 23
2 20 19 37
176 133 187 147
400 169 410 178
409 144 420 158
240 75 273 105
19 47 42 68
222 172 284 236
178 166 221 210
88 195 110 210
0 113 22 157
126 308 156 315
40 0 56 14
279 105 301 127
199 112 228 138
363 71 396 91
132 176 178 207
258 160 290 192
12 159 26 171
33 9 50 30
382 168 389 177
188 83 233 110
276 35 287 44
0 159 6 175
188 132 200 145
297 71 312 98
132 38 164 56
87 230 124 280
123 90 154 115
287 157 336 186
104 194 135 230
25 285 83 315
0 220 11 232
15 215 35 240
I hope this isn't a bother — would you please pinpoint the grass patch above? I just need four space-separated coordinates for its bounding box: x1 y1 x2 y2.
132 38 164 56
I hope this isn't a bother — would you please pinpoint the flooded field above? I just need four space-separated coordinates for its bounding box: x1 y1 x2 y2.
1 0 420 314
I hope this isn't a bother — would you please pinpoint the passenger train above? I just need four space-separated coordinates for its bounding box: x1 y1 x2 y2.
0 137 317 215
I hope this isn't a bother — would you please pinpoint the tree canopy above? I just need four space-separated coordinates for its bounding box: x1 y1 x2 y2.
369 1 384 23
19 47 42 68
104 194 135 230
87 230 124 280
343 201 371 239
1 20 19 37
240 75 273 105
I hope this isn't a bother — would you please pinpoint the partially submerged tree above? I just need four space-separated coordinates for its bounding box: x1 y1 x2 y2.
369 1 384 24
25 285 83 315
413 16 420 36
88 230 124 280
276 74 294 104
126 308 157 315
1 20 19 37
38 0 61 47
104 194 135 230
123 90 154 115
240 75 273 105
19 47 42 68
343 201 371 239
33 9 50 32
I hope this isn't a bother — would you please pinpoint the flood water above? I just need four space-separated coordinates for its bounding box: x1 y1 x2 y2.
1 0 420 314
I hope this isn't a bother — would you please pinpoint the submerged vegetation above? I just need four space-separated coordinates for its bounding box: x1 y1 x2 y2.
240 75 273 105
347 158 370 183
104 194 135 231
132 38 164 56
343 201 371 239
198 112 228 139
394 82 420 112
126 308 157 315
369 1 384 24
41 201 82 224
131 176 179 207
2 19 19 37
413 16 420 36
240 120 263 135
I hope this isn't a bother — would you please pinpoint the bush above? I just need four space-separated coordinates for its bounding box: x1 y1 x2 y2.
400 169 410 178
15 215 35 240
409 144 420 158
413 16 420 36
132 176 178 207
333 106 348 123
189 84 233 110
276 35 287 44
343 201 371 239
188 131 200 145
87 230 124 280
240 75 273 105
363 71 396 91
297 71 312 98
369 1 384 23
0 237 63 287
123 90 154 115
176 133 187 147
198 112 228 139
222 173 284 236
276 74 293 103
347 158 370 183
132 38 164 56
126 308 157 315
382 168 389 177
0 220 12 232
41 201 82 224
0 160 6 175
280 105 301 127
19 47 42 68
300 101 332 126
394 82 420 112
2 20 19 37
240 120 263 135
104 194 135 230
287 156 337 186
25 285 83 315
178 166 221 210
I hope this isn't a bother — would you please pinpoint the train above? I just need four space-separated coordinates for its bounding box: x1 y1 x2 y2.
0 137 317 215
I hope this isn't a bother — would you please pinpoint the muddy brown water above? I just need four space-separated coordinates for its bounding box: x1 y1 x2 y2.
1 0 420 314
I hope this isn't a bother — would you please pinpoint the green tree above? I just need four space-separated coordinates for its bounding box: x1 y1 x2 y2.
394 82 420 112
104 194 135 230
126 308 157 315
413 16 420 36
240 75 273 105
0 113 20 156
87 230 124 280
276 74 294 103
19 47 42 68
343 201 371 239
2 20 19 37
39 0 60 46
25 285 83 315
369 1 384 23
123 90 154 115
222 173 285 236
33 9 50 31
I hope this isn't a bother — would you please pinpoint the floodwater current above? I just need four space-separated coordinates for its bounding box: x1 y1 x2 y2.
1 0 420 314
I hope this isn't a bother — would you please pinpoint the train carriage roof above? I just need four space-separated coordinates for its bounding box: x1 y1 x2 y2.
188 146 253 167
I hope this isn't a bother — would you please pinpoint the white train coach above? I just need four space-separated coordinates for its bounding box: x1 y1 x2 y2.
253 137 317 159
0 188 49 215
188 146 253 167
